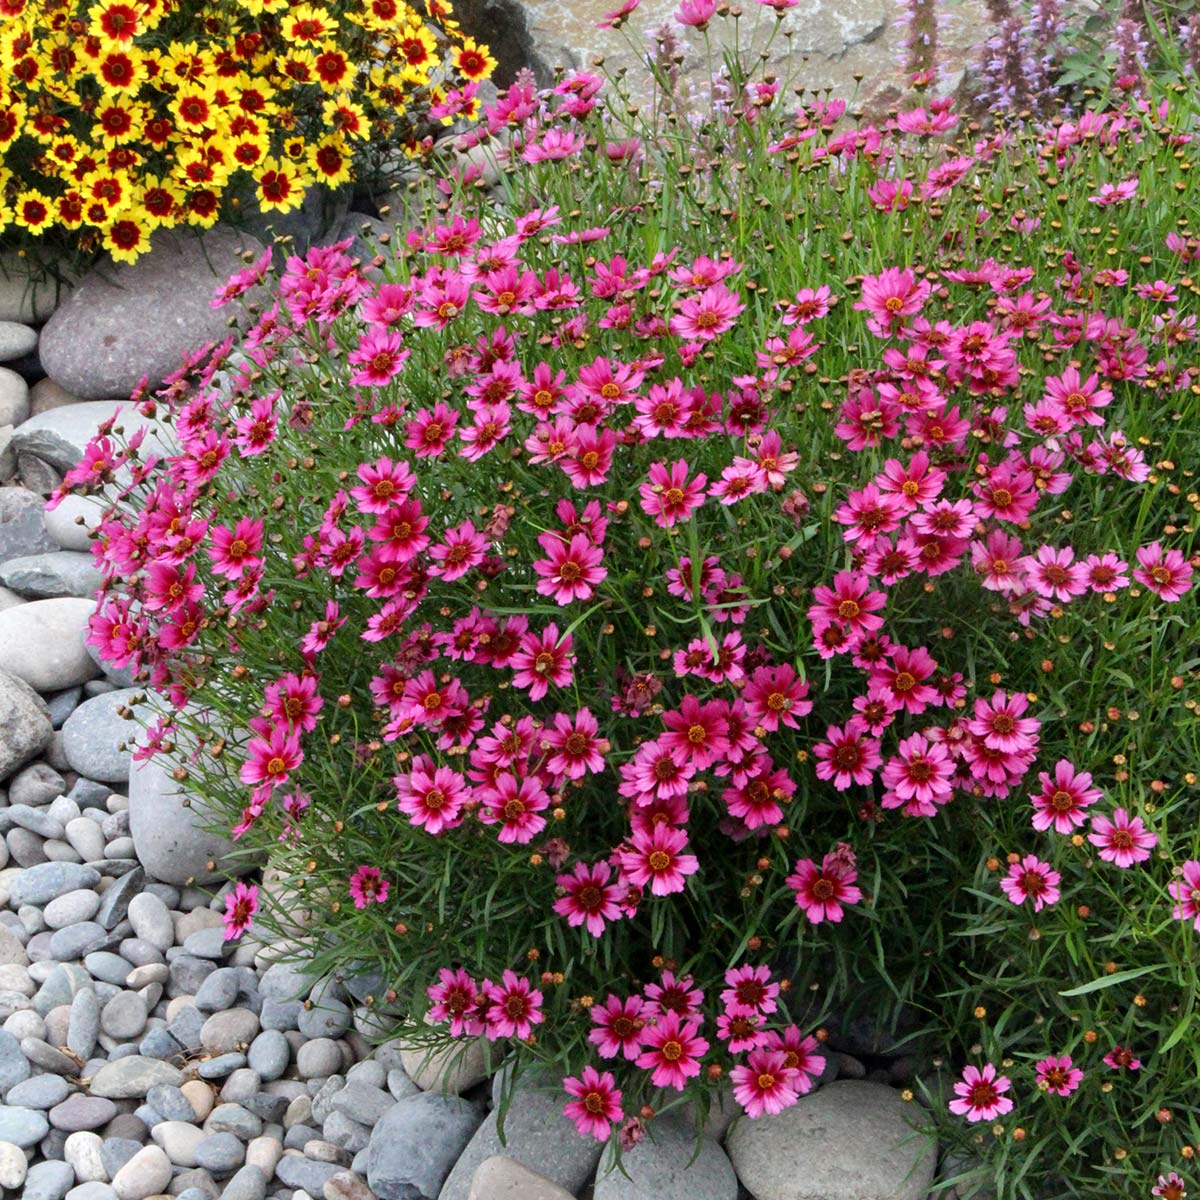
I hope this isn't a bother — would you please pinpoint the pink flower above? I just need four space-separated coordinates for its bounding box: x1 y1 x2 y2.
642 970 704 1020
239 725 303 795
731 1048 802 1117
395 756 469 836
617 823 699 896
1102 1044 1141 1071
349 865 389 909
222 881 258 940
554 860 623 937
352 456 415 514
349 328 409 387
639 459 708 527
1021 545 1088 603
1035 1054 1083 1096
427 967 485 1037
1083 552 1130 593
510 623 576 701
1088 807 1158 867
968 690 1041 755
1169 860 1200 930
1030 760 1102 834
813 720 881 790
854 267 931 336
742 664 812 732
532 532 607 604
786 848 862 924
563 1065 623 1140
999 855 1060 912
1134 542 1194 602
948 1063 1013 1122
1152 1173 1187 1200
720 964 779 1018
589 994 646 1060
880 732 954 815
674 0 717 27
669 282 744 340
635 1010 709 1090
763 1027 825 1092
208 518 264 582
483 970 544 1040
477 774 550 844
661 695 731 769
1088 177 1138 205
1043 367 1112 427
808 570 887 636
428 520 488 582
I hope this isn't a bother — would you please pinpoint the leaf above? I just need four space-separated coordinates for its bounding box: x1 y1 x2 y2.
1057 965 1158 997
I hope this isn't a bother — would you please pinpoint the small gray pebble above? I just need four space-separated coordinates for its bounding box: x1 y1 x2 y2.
6 1072 70 1108
195 1131 245 1173
195 1052 247 1079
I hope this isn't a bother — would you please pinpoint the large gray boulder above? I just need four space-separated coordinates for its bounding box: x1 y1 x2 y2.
592 1114 736 1200
11 399 170 475
127 731 252 886
367 1093 483 1200
724 1081 938 1200
0 668 52 781
62 688 158 783
39 226 266 401
0 596 98 691
0 487 56 567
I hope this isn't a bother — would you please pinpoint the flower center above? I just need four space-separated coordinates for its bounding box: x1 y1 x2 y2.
664 487 685 507
578 886 603 909
648 850 672 872
968 1081 999 1108
837 599 861 620
991 714 1014 733
1110 829 1134 849
756 1072 776 1090
661 1040 683 1061
503 799 526 820
894 671 916 692
584 1092 604 1113
991 488 1013 507
266 757 286 776
1050 790 1074 812
424 788 444 810
810 878 835 900
686 724 707 744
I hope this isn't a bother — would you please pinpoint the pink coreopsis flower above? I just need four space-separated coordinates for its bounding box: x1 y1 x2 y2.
949 1063 1013 1122
208 518 264 582
1000 855 1060 912
589 994 646 1060
349 327 409 387
477 773 550 844
643 970 704 1020
880 732 953 815
349 865 389 909
1083 552 1130 594
1134 542 1194 602
674 0 717 27
808 571 887 636
232 395 278 456
731 1048 801 1117
542 708 607 779
1170 860 1200 930
1031 760 1102 834
1043 367 1112 427
532 532 607 604
351 456 415 514
510 624 575 701
239 725 303 795
661 694 731 769
264 673 323 733
764 1027 825 1092
222 881 259 940
1088 808 1158 867
618 823 699 896
1102 1044 1141 1071
813 719 881 790
1152 1173 1187 1200
428 520 487 582
427 967 485 1037
854 267 931 336
1022 545 1089 603
563 1066 623 1140
1035 1055 1083 1096
968 690 1041 755
720 965 779 1018
635 1010 709 1090
786 849 862 923
554 860 623 937
742 664 812 732
639 459 708 527
483 970 544 1040
405 402 459 457
1089 178 1138 206
394 756 469 835
669 282 745 341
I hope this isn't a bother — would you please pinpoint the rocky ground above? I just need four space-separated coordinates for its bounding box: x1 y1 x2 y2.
0 217 978 1200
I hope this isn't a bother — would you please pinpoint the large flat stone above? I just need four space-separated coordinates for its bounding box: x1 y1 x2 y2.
0 596 98 691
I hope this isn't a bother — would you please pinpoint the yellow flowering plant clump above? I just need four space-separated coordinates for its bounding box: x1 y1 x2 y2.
0 0 495 264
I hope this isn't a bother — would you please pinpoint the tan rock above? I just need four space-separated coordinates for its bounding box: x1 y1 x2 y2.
468 1156 575 1200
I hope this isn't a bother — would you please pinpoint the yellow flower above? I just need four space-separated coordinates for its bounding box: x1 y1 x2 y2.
87 0 143 44
282 4 337 44
138 174 185 228
0 101 27 148
13 190 55 233
312 43 351 92
93 45 148 94
171 85 224 134
103 211 152 262
322 98 370 141
308 135 352 186
254 156 309 213
92 98 145 147
229 130 270 172
81 168 133 215
451 36 495 82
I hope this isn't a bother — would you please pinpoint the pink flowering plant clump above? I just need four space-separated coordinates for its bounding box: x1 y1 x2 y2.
60 9 1200 1196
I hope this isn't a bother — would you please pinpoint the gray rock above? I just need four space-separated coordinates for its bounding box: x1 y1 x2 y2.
110 1143 171 1200
221 1164 267 1200
11 862 100 907
61 689 156 784
6 1072 70 1108
0 668 53 780
195 1053 247 1080
0 598 98 692
34 962 92 1016
0 1104 49 1147
95 867 144 931
40 226 267 401
49 921 110 961
45 891 101 930
153 1119 204 1166
67 987 100 1058
322 1110 370 1154
0 366 29 426
299 996 352 1041
63 818 106 863
10 762 66 807
593 1115 736 1200
329 1081 393 1128
23 1037 84 1074
724 1081 938 1200
24 1158 75 1200
126 893 173 953
260 998 303 1031
88 1055 183 1098
201 1008 259 1055
195 1132 244 1174
146 1083 195 1123
0 551 103 599
100 1136 142 1178
0 321 36 361
0 488 56 567
182 927 228 961
44 493 105 554
438 1073 601 1200
366 1093 482 1200
275 1155 343 1195
297 1038 342 1080
46 687 82 727
194 967 240 1013
259 959 312 1002
247 1029 290 1081
0 1138 26 1189
166 1004 205 1051
128 746 248 886
101 990 149 1040
66 1185 116 1200
50 1092 117 1132
208 1102 263 1139
0 256 70 325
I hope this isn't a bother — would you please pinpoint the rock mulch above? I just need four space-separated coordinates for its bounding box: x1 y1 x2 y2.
0 227 955 1200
